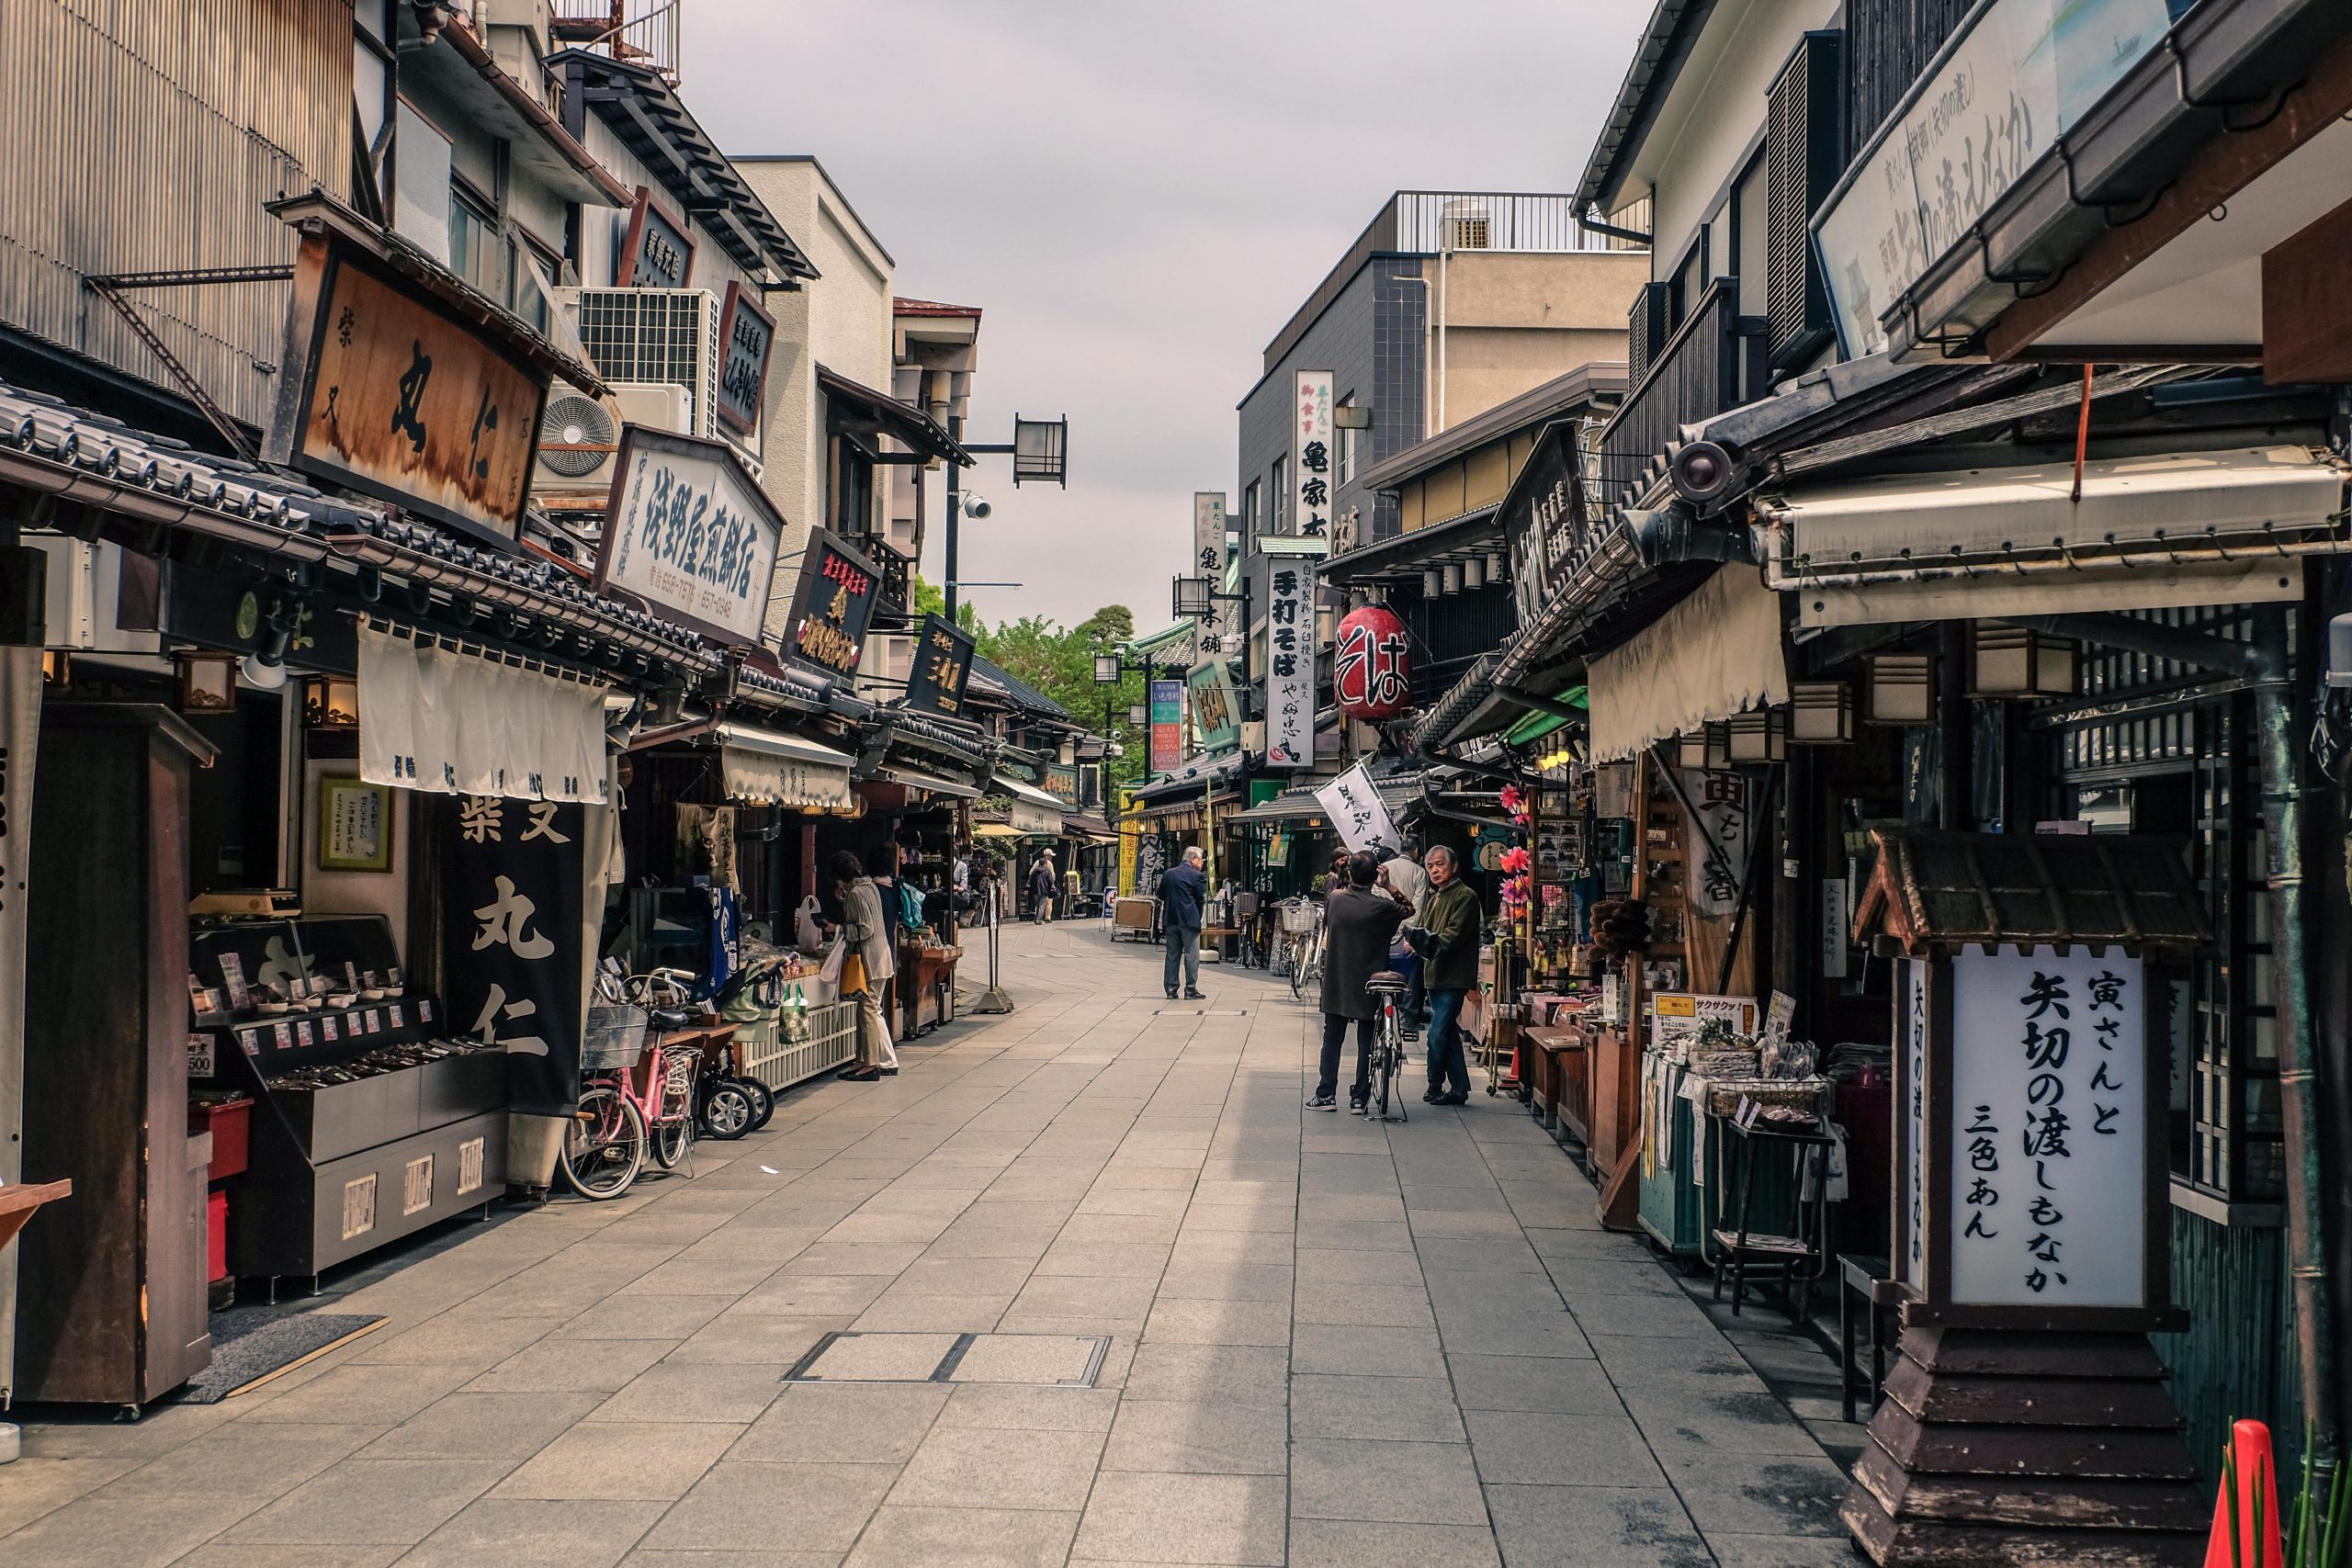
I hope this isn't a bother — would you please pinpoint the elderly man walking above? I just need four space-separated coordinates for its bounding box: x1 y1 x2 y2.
1159 845 1208 1000
1313 851 1409 1113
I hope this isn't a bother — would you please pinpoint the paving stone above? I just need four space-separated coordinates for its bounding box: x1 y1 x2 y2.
948 1332 1109 1384
1655 1449 1852 1538
1464 1407 1668 1487
102 1421 376 1498
1072 1471 1287 1565
1446 1352 1624 1415
666 1312 843 1365
397 1497 663 1568
1143 1297 1291 1346
845 1504 1080 1568
1481 1482 1713 1568
1120 1343 1291 1409
1291 1323 1450 1379
1295 1246 1425 1286
0 1491 264 1567
1290 1438 1487 1525
1291 1373 1466 1441
494 1421 742 1499
791 1331 960 1382
888 1423 1106 1510
224 1459 510 1545
241 1360 477 1423
1294 1279 1434 1328
731 1383 950 1464
641 1461 898 1552
935 1382 1123 1433
1285 1519 1502 1568
1102 1399 1288 1474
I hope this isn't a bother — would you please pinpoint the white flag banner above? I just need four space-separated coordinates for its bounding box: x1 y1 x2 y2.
1314 761 1400 854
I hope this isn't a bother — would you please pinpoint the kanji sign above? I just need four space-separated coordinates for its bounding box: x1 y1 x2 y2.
599 425 785 649
713 280 776 435
1262 559 1313 768
780 528 883 680
905 613 977 717
1313 762 1400 854
1333 604 1410 720
440 794 587 1117
616 186 695 288
1193 491 1229 638
276 240 547 547
1502 421 1589 630
1186 658 1240 754
1291 370 1333 537
1148 679 1185 774
1947 947 2146 1308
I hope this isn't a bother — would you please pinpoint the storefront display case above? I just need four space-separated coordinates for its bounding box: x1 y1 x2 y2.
188 914 504 1285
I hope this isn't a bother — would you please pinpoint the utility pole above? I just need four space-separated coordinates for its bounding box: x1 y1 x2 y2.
944 413 963 626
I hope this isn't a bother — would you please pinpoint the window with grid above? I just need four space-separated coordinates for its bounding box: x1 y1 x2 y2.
2042 605 2282 1207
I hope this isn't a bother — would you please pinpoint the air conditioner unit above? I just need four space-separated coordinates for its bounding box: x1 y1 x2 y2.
563 287 718 437
532 381 622 499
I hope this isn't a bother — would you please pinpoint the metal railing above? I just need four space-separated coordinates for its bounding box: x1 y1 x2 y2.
1390 193 1634 254
860 536 914 616
550 1 683 84
1595 277 1753 507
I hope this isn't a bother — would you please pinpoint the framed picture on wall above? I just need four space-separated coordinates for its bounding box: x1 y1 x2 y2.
318 776 394 873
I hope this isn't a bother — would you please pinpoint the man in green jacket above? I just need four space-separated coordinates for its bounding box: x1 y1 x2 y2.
1410 844 1480 1104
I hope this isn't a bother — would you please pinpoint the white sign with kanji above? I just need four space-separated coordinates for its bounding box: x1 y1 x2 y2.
1263 558 1314 768
1313 762 1399 854
1947 945 2145 1308
1292 370 1333 538
1193 492 1228 639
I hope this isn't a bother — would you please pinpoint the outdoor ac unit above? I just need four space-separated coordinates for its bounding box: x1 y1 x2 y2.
531 381 622 499
564 287 718 437
1442 197 1492 253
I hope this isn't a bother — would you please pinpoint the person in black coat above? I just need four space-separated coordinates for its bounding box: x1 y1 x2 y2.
1312 852 1409 1113
1159 845 1208 999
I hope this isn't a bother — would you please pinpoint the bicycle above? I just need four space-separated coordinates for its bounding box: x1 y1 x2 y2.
559 966 702 1200
1365 969 1410 1122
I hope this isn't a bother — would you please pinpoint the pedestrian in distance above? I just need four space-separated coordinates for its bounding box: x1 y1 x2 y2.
1029 852 1057 923
829 849 899 1083
1311 851 1409 1114
1408 843 1479 1104
1159 844 1208 1000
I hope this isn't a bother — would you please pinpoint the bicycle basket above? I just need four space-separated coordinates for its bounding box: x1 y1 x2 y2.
582 1003 648 1069
1279 901 1317 934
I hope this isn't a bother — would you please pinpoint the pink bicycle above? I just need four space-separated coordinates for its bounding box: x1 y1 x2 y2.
560 967 700 1200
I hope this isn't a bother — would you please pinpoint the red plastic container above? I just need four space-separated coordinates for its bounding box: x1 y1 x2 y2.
189 1096 252 1181
206 1189 229 1282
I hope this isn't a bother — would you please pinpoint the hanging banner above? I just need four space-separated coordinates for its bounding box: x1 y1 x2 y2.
1148 679 1186 774
780 527 883 682
357 625 608 803
600 424 785 649
1503 421 1589 630
1263 558 1313 768
1947 947 2147 1308
1314 761 1401 854
1680 769 1753 918
441 794 588 1117
1186 659 1240 754
0 648 41 1397
1292 370 1333 537
1193 492 1229 639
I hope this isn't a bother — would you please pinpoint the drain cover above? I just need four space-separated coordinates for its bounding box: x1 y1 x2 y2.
783 1331 1111 1388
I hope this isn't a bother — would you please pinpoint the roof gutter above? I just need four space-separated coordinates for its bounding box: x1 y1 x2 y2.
442 21 633 208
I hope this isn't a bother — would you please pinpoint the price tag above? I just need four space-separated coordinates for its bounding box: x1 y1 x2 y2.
219 953 251 1012
188 1034 216 1077
418 998 434 1025
363 1010 381 1034
322 1015 340 1042
239 1030 262 1056
273 1022 293 1051
389 1004 406 1030
295 1020 315 1048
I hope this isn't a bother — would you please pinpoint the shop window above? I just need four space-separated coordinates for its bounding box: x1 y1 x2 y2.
1270 455 1289 534
449 185 503 301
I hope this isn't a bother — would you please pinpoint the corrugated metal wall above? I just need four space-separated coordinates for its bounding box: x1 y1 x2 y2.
0 0 352 425
2156 1210 2303 1485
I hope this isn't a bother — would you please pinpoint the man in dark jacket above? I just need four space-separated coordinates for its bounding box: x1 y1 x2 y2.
1313 852 1409 1113
1159 845 1208 1000
1410 844 1480 1104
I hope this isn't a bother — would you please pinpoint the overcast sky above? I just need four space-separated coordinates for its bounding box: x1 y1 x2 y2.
689 1 1646 631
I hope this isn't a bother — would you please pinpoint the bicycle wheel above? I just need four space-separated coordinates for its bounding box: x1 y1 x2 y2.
1374 1008 1400 1120
700 1079 755 1140
1290 940 1308 1000
560 1086 646 1200
650 1057 697 1170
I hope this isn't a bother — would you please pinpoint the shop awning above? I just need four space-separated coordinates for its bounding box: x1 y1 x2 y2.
876 765 980 799
357 623 609 802
1759 445 2350 628
715 723 854 809
991 777 1066 835
1588 566 1788 763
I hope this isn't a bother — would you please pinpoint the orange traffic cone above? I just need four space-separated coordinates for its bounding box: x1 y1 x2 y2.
2206 1419 2286 1568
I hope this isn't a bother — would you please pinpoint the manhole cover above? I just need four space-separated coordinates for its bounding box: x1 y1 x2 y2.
783 1331 1111 1388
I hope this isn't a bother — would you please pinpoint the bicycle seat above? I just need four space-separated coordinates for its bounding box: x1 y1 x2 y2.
647 1007 695 1031
1366 971 1408 990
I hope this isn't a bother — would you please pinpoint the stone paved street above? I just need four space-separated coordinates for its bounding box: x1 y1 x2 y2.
0 923 1858 1567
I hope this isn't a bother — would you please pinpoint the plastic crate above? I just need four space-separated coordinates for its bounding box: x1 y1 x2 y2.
737 998 857 1090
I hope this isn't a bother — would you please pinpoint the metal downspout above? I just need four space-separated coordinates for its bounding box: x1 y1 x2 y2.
2009 609 2338 1473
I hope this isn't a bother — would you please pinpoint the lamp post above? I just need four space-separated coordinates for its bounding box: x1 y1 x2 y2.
944 413 1069 625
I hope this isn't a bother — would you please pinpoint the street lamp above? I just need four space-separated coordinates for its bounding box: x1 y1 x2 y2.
944 412 1070 623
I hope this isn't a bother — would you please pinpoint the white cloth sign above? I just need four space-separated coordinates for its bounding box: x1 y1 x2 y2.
359 625 609 804
1193 492 1228 639
1680 770 1754 919
1313 762 1399 854
1263 558 1313 768
1948 946 2146 1308
0 646 42 1396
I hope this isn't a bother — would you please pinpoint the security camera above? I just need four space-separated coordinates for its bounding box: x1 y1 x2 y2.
961 493 992 520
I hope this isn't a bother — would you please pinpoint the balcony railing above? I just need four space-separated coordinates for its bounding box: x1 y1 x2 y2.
1596 278 1762 508
550 1 682 85
860 536 914 620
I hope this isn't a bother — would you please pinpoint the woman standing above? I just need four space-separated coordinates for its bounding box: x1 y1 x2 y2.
1029 852 1057 923
831 849 899 1082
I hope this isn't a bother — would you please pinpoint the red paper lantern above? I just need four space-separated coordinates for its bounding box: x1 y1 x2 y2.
1334 604 1412 719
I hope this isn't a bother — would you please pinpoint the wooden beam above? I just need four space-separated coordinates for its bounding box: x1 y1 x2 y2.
2264 193 2352 382
1985 26 2352 363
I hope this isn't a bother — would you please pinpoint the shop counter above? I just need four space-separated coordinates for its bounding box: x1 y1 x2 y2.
908 944 962 1030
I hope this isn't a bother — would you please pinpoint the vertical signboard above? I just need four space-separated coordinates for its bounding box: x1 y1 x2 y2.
904 613 977 717
616 186 696 288
1148 679 1185 774
714 281 777 436
441 795 587 1116
1186 659 1240 754
1193 492 1228 637
1263 558 1312 768
1292 371 1333 537
1503 422 1587 630
1946 946 2147 1308
780 528 884 682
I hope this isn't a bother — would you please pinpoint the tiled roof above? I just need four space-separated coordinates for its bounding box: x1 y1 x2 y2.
894 298 982 318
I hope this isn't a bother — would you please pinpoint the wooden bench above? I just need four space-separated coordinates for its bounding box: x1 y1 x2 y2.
1521 1025 1585 1139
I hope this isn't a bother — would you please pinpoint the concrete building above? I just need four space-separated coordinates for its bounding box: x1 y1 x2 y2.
1236 192 1645 555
